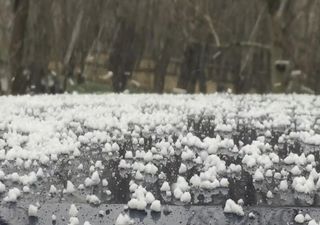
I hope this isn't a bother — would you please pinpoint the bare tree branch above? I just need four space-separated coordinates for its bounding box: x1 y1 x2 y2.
204 14 221 46
64 9 84 66
240 5 267 74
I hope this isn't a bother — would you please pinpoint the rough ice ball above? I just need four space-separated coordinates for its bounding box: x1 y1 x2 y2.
0 181 5 193
28 204 38 217
86 194 101 205
69 204 78 217
23 186 30 193
294 214 305 224
180 192 191 203
145 192 155 204
248 212 255 219
127 198 147 210
102 179 108 187
308 220 318 225
224 199 244 216
305 214 312 221
49 185 57 194
112 143 120 152
179 163 187 174
115 213 133 225
150 200 161 212
91 171 100 185
4 187 21 202
65 180 75 194
266 191 273 198
69 217 79 225
160 182 170 192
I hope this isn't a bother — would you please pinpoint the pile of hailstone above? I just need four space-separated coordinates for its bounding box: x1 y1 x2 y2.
1 94 320 222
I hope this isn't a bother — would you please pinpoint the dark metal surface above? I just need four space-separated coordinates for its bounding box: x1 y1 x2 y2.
1 202 320 225
1 94 320 224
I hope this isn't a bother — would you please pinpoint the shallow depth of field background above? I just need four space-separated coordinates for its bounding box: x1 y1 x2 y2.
0 0 319 95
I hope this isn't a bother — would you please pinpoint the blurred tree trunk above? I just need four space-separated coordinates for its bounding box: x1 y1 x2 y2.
177 1 210 94
233 47 245 94
109 19 136 92
177 44 193 92
270 16 285 92
265 0 291 92
153 38 173 93
151 0 177 94
10 0 29 94
62 9 84 91
196 43 208 93
26 0 54 93
187 43 207 93
178 42 208 93
109 1 147 93
76 0 106 85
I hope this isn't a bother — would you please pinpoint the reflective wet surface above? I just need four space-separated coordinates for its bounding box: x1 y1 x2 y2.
2 202 320 225
1 94 320 224
0 127 320 224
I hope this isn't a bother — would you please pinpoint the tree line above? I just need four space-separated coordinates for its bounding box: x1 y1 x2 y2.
0 0 319 94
